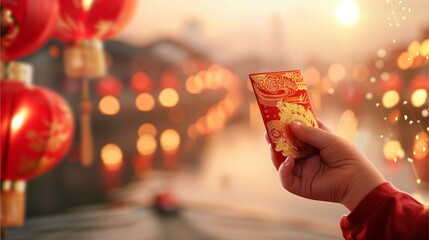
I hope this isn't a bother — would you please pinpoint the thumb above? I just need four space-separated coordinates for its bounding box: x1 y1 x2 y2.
290 121 338 150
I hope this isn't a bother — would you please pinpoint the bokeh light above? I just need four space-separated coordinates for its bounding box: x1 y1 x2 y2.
420 39 429 56
407 41 420 57
138 123 157 137
328 63 346 82
410 89 427 107
413 132 428 160
131 72 152 92
135 93 155 111
383 140 405 161
159 88 179 108
382 90 400 109
377 49 387 58
336 0 358 25
99 95 120 115
137 135 157 155
160 129 181 152
397 52 413 70
101 144 123 170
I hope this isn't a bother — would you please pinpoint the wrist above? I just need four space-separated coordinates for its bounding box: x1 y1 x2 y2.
340 168 386 211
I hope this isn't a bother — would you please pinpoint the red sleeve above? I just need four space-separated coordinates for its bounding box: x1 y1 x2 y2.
340 182 428 239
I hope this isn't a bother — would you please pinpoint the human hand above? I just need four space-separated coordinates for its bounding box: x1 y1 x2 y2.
266 120 386 211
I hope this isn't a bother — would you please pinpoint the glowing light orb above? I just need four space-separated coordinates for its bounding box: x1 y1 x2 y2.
137 135 157 155
138 123 157 137
135 93 155 111
366 92 373 100
413 132 428 160
408 41 420 57
382 90 400 109
411 89 427 107
99 96 120 115
377 49 387 58
397 52 413 70
160 129 180 152
159 88 179 108
420 39 429 56
336 0 358 25
131 72 152 92
101 144 123 170
328 63 346 82
383 140 404 161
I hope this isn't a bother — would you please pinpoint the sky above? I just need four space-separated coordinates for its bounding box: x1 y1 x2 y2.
115 0 429 65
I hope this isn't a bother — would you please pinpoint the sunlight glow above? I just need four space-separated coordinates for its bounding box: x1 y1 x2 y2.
336 0 358 25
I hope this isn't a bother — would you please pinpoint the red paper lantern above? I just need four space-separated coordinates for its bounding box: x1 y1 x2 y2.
55 0 136 43
0 0 59 61
54 0 136 78
0 62 74 227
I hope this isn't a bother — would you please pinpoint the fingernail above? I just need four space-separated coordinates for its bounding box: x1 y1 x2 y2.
291 121 302 128
283 156 291 166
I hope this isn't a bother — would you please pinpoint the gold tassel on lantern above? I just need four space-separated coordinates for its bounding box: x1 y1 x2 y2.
63 39 106 167
63 39 105 78
0 181 26 230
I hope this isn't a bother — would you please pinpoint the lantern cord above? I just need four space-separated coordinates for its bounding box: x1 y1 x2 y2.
80 77 94 167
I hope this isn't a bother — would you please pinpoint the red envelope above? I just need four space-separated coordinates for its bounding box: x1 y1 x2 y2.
249 70 319 166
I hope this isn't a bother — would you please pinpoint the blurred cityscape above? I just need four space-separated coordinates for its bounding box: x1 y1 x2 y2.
4 1 429 239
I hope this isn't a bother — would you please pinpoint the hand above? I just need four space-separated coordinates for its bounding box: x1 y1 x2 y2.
267 120 386 211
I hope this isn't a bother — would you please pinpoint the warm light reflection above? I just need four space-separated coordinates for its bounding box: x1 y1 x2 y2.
337 109 358 141
159 88 179 107
185 76 201 94
377 49 387 58
131 72 151 92
382 90 400 109
397 52 413 70
137 135 157 155
408 41 420 57
101 144 123 170
82 0 94 11
420 39 429 56
11 108 28 131
160 129 180 152
135 93 155 111
383 140 404 161
99 95 120 115
411 89 427 107
413 132 428 160
328 63 346 82
336 0 358 25
138 123 157 137
187 124 198 139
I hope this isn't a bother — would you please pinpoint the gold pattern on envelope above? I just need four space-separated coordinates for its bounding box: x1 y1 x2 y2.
250 71 306 95
250 71 308 106
273 100 318 158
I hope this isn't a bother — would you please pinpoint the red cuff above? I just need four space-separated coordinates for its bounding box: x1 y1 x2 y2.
340 182 396 234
